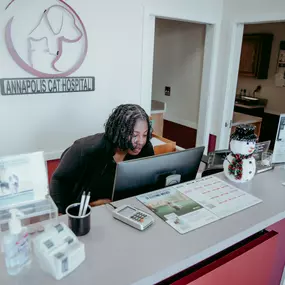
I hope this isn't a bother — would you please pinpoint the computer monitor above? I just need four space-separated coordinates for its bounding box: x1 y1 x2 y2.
112 146 205 201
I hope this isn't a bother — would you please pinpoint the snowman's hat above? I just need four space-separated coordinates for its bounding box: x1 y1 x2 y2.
230 124 257 142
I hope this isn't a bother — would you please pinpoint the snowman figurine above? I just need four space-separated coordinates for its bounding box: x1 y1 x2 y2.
223 124 257 183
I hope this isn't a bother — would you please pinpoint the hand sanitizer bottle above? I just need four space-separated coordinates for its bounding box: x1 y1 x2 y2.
2 209 32 275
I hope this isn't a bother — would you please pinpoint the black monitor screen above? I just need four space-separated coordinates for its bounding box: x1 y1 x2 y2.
112 146 205 201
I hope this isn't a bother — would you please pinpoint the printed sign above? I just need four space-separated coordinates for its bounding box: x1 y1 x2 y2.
1 77 95 95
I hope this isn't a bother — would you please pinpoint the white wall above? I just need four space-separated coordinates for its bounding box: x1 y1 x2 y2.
213 0 285 148
0 0 223 158
237 22 285 115
5 0 284 155
0 0 144 158
152 19 205 129
223 0 285 23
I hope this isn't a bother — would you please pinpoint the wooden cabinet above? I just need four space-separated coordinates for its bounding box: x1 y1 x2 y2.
239 34 273 79
152 133 176 155
150 113 164 137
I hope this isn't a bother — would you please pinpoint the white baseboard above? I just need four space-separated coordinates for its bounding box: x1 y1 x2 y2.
164 114 198 130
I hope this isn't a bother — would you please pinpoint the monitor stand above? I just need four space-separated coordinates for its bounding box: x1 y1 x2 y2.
165 174 181 186
156 171 181 189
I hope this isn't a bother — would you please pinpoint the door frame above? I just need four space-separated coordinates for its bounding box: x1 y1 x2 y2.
140 7 221 151
218 13 285 149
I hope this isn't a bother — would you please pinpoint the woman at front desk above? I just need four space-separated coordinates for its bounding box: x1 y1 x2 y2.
50 104 154 214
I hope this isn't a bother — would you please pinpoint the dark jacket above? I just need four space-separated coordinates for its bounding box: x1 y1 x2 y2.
50 133 154 213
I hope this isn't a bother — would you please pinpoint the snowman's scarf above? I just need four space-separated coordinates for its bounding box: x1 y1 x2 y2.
228 153 253 180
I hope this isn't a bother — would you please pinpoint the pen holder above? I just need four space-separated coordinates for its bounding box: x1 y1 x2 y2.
66 203 91 236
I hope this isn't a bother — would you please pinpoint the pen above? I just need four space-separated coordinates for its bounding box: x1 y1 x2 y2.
78 191 86 217
82 192 91 216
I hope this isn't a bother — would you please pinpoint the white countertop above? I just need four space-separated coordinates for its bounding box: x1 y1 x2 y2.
232 112 262 126
235 103 283 116
1 168 285 285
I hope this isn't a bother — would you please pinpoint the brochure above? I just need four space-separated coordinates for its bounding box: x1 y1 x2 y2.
174 176 262 219
137 187 218 234
137 176 262 234
0 152 48 209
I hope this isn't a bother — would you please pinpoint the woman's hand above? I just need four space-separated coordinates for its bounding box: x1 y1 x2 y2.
89 199 111 207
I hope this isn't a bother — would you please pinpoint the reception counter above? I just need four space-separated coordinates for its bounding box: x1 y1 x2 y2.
1 168 285 285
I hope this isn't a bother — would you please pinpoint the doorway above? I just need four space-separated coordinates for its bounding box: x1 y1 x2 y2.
140 11 220 154
223 21 285 150
219 8 285 150
151 19 206 149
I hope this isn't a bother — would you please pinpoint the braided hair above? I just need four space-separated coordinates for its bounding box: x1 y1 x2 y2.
104 104 152 151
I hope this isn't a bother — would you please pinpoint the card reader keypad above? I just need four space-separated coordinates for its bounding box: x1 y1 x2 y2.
113 205 154 231
130 212 147 222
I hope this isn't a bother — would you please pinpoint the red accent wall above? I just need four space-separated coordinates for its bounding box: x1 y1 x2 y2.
174 232 278 285
208 134 216 153
163 120 216 153
47 159 60 183
267 219 285 285
157 231 278 285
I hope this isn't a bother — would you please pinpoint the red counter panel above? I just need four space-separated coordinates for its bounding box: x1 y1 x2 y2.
158 231 278 285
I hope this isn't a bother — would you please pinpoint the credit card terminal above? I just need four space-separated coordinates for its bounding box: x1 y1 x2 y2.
112 205 154 231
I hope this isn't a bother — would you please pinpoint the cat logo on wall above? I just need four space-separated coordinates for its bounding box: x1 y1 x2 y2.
5 0 88 77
